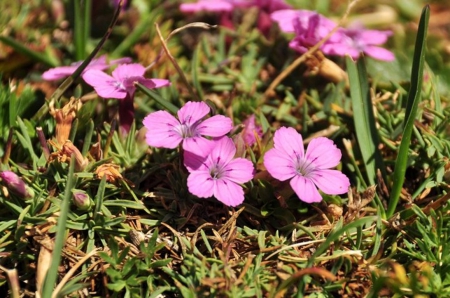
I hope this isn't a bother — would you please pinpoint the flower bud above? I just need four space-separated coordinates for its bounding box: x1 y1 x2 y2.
0 171 35 199
72 189 93 211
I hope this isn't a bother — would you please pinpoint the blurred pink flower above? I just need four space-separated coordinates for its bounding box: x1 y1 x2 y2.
242 115 263 146
272 9 395 61
143 101 233 157
329 27 395 61
0 171 34 199
180 0 291 35
264 127 350 203
83 63 170 134
41 55 131 81
186 137 254 207
83 63 170 99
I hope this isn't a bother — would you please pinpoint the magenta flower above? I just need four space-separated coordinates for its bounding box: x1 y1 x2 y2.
83 63 170 134
180 0 291 35
328 27 395 61
272 9 394 61
41 55 131 81
264 127 350 203
143 101 233 157
242 115 263 147
0 171 34 199
186 137 254 207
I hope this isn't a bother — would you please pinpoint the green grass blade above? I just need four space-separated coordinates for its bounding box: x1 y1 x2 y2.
136 83 179 114
0 36 58 67
41 156 76 298
386 5 430 218
346 57 381 187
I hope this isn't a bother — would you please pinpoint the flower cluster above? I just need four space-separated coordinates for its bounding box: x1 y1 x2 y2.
42 59 170 134
271 9 395 61
180 0 291 35
143 102 349 207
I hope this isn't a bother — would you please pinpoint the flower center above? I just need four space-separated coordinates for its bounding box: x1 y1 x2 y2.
294 152 315 177
178 123 198 138
209 157 224 179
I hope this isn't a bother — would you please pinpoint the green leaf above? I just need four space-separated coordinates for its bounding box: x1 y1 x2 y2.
387 5 430 218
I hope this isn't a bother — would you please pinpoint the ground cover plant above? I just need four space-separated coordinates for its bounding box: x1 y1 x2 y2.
1 0 450 297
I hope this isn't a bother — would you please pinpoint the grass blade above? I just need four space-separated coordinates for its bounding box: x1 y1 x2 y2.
41 156 76 297
386 5 430 218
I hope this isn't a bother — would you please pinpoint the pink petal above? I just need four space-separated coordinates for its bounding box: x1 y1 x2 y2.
187 171 215 198
363 46 395 61
358 30 392 45
197 115 233 137
214 179 245 207
177 101 210 126
309 169 350 195
208 137 236 165
290 175 323 203
82 70 126 99
41 66 77 80
109 57 133 65
112 63 146 81
270 9 300 33
263 148 296 181
273 127 304 159
207 137 236 166
305 137 342 169
180 0 233 12
143 111 182 148
183 136 214 157
223 158 254 184
146 79 171 89
184 150 208 172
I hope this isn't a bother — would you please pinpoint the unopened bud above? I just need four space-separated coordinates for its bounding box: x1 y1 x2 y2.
0 171 35 199
72 189 93 210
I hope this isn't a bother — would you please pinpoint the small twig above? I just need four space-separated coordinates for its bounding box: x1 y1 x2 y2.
154 23 204 102
1 128 13 165
264 0 361 98
0 266 20 298
36 127 50 160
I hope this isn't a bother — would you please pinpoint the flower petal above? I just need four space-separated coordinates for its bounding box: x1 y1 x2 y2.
177 101 210 126
196 115 233 137
143 111 182 148
309 169 350 195
290 175 323 203
305 137 342 169
214 179 245 207
263 148 296 181
112 63 145 81
363 46 395 61
187 171 215 198
42 66 77 80
183 136 214 157
82 70 126 99
273 127 305 160
207 137 236 166
180 0 233 12
184 150 208 172
223 158 254 184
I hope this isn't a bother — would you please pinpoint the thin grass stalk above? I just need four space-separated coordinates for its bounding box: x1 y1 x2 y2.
40 155 76 298
386 5 429 218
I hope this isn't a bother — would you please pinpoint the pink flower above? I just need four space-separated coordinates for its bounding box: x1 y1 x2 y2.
186 137 254 207
328 27 395 61
242 115 263 146
83 63 170 134
143 101 233 157
272 9 394 61
41 55 131 81
264 127 350 203
82 63 170 99
0 171 34 199
180 0 234 12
